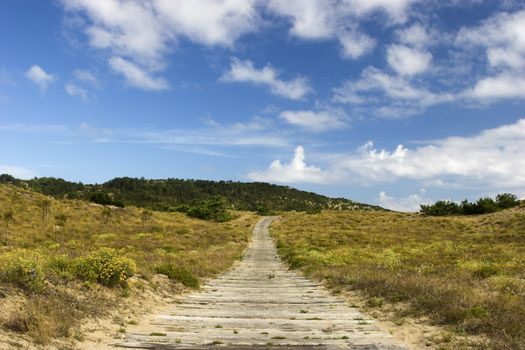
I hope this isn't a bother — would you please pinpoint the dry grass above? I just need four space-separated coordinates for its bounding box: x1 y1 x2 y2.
0 184 257 345
271 208 525 350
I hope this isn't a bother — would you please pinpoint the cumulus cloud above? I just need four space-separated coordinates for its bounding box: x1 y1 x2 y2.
378 190 432 212
247 119 525 193
25 65 55 90
386 44 432 76
220 59 311 99
279 109 348 132
338 119 525 189
396 22 434 48
247 146 335 184
62 0 260 65
109 56 169 91
456 9 525 100
65 83 88 100
267 0 418 59
61 0 260 88
333 67 454 117
466 74 525 99
0 165 36 179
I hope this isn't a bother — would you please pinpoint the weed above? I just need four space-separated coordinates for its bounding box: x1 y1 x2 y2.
154 264 199 288
149 332 167 336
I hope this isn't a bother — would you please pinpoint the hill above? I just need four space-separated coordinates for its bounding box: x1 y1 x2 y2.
0 174 382 212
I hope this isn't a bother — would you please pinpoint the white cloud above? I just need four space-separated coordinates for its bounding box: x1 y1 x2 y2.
267 0 417 60
279 110 348 132
386 44 432 76
456 9 525 100
378 190 432 212
109 56 169 91
220 59 311 99
0 165 36 179
155 0 260 47
62 0 260 65
338 31 376 59
247 146 335 184
396 22 433 48
338 119 525 189
25 65 55 90
247 119 525 193
333 67 454 116
65 83 88 100
73 69 99 85
61 0 261 89
465 74 525 99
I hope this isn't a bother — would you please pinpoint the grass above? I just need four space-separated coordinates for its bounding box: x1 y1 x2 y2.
0 184 257 344
271 208 525 350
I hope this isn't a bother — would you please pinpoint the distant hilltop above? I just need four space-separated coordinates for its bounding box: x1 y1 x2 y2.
0 174 384 213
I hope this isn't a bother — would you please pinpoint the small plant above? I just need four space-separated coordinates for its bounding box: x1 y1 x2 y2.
150 332 167 336
0 249 44 293
267 272 275 279
74 248 136 287
154 263 199 288
215 324 223 328
367 297 384 308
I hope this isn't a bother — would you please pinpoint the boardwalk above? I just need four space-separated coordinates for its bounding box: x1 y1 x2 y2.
116 217 409 350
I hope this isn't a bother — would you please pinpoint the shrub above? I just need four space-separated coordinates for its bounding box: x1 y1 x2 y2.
74 248 136 287
89 192 125 207
0 249 45 293
421 193 521 216
154 263 199 288
46 255 75 280
186 196 232 222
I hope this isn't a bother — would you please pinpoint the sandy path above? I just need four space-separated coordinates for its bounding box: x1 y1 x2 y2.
114 217 409 350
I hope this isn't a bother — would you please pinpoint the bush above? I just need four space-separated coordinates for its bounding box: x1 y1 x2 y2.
46 255 75 280
154 263 199 288
89 192 125 207
421 193 521 216
74 248 135 287
0 249 45 293
186 196 232 222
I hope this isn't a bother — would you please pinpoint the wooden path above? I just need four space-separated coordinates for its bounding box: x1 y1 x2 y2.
116 217 409 350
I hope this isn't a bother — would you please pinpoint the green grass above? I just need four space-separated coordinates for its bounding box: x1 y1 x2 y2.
0 184 257 344
271 208 525 349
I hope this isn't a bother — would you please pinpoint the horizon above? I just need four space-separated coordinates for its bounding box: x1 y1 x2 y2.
1 1 524 212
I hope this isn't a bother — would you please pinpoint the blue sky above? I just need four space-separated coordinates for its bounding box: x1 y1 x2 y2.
1 0 524 211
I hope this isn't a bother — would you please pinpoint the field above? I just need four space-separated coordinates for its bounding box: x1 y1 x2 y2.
0 184 257 346
271 208 525 349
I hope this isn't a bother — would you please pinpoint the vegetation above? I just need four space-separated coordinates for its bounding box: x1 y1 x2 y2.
0 183 257 344
420 193 520 216
0 174 381 214
271 207 525 349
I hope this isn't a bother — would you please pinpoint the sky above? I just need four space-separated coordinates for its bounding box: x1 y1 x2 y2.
0 0 524 211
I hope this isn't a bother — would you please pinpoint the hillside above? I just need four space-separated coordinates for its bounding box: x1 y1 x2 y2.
271 206 525 349
0 174 382 212
0 183 258 346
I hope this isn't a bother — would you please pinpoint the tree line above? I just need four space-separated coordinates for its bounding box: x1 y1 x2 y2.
420 193 521 216
0 174 380 215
